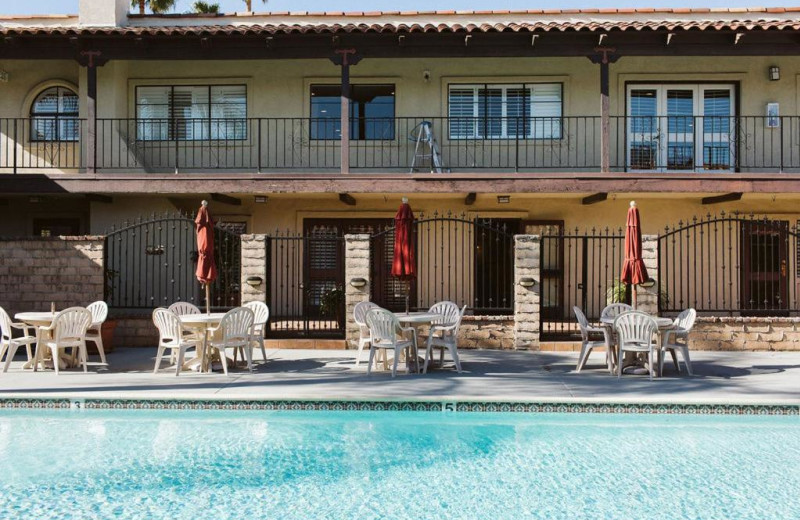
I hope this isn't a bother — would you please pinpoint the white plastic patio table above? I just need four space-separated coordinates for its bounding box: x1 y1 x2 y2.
179 313 225 373
393 312 439 372
14 312 75 370
600 316 675 375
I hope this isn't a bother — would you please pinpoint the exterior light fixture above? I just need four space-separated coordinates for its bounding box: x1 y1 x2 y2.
350 277 368 288
245 276 263 287
254 196 267 203
519 277 537 288
769 66 780 81
639 277 656 289
497 195 511 204
0 70 8 83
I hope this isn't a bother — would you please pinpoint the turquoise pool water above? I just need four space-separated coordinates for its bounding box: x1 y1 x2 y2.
0 409 798 520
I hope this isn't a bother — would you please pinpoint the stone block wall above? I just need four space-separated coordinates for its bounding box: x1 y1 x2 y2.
636 234 659 314
514 235 540 350
458 316 515 349
114 315 158 348
344 234 371 348
241 234 267 305
689 317 800 351
0 236 104 315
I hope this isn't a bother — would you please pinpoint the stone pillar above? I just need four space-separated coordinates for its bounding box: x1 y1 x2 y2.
240 234 267 305
637 234 659 314
344 233 371 348
514 235 540 350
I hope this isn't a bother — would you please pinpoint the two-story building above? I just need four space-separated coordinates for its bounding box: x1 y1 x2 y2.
2 0 800 343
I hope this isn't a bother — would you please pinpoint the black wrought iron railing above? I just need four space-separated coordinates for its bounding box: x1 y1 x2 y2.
1 116 799 173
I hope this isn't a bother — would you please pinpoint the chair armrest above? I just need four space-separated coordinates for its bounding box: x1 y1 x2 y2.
399 326 418 337
431 323 458 333
586 326 605 334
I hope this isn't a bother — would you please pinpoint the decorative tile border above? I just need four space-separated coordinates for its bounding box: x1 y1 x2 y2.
0 398 798 415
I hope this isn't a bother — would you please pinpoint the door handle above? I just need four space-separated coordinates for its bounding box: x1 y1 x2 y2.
781 259 787 277
577 283 584 290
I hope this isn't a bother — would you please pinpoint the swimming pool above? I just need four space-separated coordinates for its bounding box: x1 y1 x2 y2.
0 408 798 520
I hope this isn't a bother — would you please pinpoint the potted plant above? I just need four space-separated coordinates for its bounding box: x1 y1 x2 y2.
606 279 669 309
319 285 345 325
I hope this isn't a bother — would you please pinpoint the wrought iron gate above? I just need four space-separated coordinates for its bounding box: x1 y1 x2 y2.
104 213 241 310
540 228 628 340
369 212 516 314
265 229 346 338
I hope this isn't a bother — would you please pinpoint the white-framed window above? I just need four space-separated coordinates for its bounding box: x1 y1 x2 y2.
135 85 247 141
447 83 562 140
626 83 736 171
30 86 80 142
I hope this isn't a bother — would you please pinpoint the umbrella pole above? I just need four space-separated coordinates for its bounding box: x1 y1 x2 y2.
631 284 637 310
205 284 211 315
405 280 410 315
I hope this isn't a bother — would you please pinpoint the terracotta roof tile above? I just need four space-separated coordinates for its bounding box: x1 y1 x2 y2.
2 8 800 36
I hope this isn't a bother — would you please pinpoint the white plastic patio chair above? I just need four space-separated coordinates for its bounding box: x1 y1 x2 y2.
660 308 697 376
34 307 93 375
353 301 380 367
152 308 199 376
423 301 465 374
601 303 633 321
0 306 37 374
236 301 269 364
365 308 419 378
614 311 659 381
84 301 109 366
208 307 255 375
168 302 201 316
574 306 614 374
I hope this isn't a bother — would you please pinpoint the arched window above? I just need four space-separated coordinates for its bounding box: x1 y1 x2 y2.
30 86 79 142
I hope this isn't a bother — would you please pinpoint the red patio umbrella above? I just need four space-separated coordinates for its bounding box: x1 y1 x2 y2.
621 200 649 309
195 200 217 314
391 197 416 314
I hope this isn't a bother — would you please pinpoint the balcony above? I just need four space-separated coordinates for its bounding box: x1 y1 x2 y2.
1 116 799 174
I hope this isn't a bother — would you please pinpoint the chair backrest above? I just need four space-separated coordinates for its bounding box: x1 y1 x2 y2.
0 307 12 342
674 308 697 332
219 307 255 344
52 307 92 344
613 311 658 350
365 308 401 345
86 301 108 326
601 303 633 320
428 301 460 327
168 302 201 316
353 301 380 327
152 307 182 346
573 306 590 341
243 301 269 327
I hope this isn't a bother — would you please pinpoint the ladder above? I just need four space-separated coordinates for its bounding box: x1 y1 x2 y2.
409 121 445 173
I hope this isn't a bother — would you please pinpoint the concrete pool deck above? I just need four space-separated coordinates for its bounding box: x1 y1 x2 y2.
1 348 799 406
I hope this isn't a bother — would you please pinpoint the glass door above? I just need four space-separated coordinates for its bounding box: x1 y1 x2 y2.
627 84 734 172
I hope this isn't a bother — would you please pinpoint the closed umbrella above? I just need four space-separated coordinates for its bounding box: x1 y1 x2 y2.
392 197 416 314
621 200 649 309
195 200 217 315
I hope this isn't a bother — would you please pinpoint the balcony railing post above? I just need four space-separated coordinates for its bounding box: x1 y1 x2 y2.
12 119 18 174
514 116 520 173
780 116 785 172
257 118 262 173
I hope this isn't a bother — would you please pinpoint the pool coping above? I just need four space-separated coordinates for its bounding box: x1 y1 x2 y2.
1 396 798 415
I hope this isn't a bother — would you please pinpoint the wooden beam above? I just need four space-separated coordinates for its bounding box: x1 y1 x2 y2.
581 192 608 205
701 192 743 205
338 193 356 206
464 192 477 205
85 193 113 203
210 193 242 206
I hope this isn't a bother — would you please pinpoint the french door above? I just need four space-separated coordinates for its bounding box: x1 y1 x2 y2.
627 84 735 172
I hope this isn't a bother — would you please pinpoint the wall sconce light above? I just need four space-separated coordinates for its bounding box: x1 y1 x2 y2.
519 277 537 288
422 70 431 83
245 276 263 287
639 277 656 289
254 196 267 203
497 195 511 204
0 70 9 83
349 277 368 288
769 66 780 81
